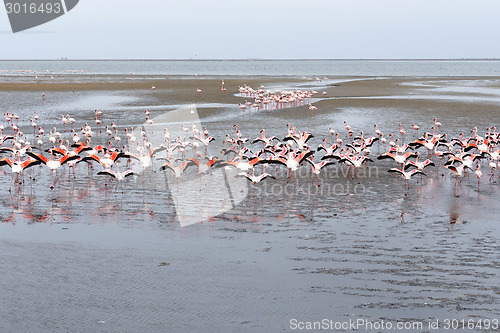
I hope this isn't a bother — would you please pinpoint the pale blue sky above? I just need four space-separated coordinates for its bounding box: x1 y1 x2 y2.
1 0 499 59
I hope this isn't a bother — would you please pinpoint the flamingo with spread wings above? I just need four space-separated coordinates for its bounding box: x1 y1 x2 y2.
27 151 80 188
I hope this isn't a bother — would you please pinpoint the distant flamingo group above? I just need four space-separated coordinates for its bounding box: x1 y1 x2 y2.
236 84 320 113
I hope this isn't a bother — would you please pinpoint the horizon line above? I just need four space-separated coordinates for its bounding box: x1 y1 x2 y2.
1 58 500 62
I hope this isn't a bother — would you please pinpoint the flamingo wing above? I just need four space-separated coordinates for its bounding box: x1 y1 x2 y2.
182 159 197 171
345 143 358 151
236 172 252 181
410 170 426 177
120 152 140 161
46 147 67 156
205 158 219 168
471 154 484 162
221 148 238 156
404 160 417 170
304 158 316 168
321 153 342 161
439 151 455 158
211 159 229 168
77 154 100 164
302 133 314 143
283 135 298 145
259 173 276 181
159 161 174 171
387 168 404 176
445 165 458 173
26 152 49 164
93 145 106 153
123 170 139 178
422 159 435 167
73 144 92 155
187 157 200 167
316 145 327 153
451 139 465 147
97 169 118 179
236 138 248 145
256 158 287 167
296 150 314 164
340 157 354 166
0 157 12 167
0 147 14 154
148 145 167 157
0 135 15 144
403 152 417 160
59 154 80 166
408 140 424 148
365 137 379 147
214 160 238 168
377 152 395 161
21 158 41 169
464 143 478 152
71 141 87 149
319 160 336 169
263 148 278 156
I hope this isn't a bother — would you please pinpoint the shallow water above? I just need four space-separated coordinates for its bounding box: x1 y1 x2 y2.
0 76 499 332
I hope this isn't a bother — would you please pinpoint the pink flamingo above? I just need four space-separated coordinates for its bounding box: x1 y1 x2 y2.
388 168 426 196
475 164 482 191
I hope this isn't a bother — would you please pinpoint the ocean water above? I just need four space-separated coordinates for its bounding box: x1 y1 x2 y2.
1 59 500 76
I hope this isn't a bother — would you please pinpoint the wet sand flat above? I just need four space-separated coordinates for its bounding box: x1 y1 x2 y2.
0 74 499 332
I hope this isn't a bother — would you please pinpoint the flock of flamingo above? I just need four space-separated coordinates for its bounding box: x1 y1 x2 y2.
1 101 499 197
0 79 499 197
235 83 322 113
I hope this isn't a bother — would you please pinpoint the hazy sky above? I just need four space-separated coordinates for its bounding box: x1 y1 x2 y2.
1 0 499 59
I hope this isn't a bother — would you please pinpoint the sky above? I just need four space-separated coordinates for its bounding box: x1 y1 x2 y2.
1 0 500 59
